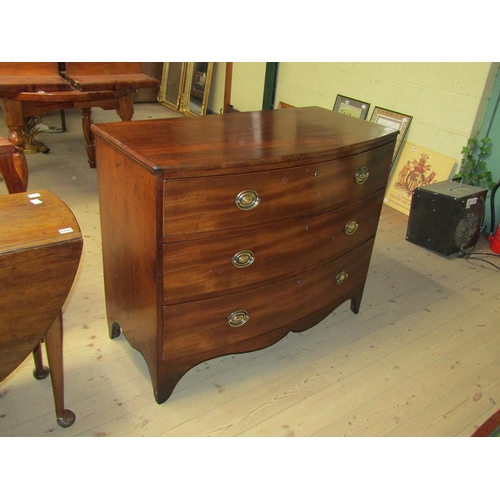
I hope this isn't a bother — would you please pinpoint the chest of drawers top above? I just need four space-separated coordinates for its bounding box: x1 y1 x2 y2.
91 106 398 178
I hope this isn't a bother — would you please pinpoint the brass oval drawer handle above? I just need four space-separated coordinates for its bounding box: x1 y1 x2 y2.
232 250 255 268
335 270 348 285
344 219 359 235
235 190 260 211
354 167 369 184
227 310 249 328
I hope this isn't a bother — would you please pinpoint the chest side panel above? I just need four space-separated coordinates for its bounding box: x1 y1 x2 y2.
96 137 163 369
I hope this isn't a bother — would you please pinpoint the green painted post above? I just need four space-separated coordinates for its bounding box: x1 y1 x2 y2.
262 63 278 110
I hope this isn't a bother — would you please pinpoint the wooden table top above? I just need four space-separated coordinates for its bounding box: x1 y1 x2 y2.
0 62 159 96
0 190 81 253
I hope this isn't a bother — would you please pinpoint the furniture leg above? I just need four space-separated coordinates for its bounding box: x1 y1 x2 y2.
60 110 67 132
350 287 365 314
0 138 28 193
2 99 25 151
44 310 75 428
32 341 50 379
10 149 28 191
117 94 134 121
81 107 96 168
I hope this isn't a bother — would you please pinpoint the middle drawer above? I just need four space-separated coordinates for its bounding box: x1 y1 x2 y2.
163 190 383 304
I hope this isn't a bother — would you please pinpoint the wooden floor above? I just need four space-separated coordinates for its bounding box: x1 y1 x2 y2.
1 103 499 437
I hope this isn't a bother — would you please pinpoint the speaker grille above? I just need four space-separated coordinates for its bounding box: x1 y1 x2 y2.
455 211 481 250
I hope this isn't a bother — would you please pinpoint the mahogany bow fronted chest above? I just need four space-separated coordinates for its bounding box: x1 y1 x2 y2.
92 106 398 403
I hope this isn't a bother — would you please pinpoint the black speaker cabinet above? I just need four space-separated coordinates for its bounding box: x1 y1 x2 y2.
406 180 487 256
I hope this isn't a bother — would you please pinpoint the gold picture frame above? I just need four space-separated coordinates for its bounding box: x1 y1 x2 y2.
158 62 213 116
158 62 187 112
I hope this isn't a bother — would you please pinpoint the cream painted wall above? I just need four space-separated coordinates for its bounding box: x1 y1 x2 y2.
230 62 267 111
208 62 227 114
208 62 267 113
274 62 499 170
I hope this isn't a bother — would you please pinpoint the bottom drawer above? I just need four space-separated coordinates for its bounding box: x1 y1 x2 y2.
162 238 375 362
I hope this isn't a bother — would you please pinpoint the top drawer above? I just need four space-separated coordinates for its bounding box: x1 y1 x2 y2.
163 142 393 240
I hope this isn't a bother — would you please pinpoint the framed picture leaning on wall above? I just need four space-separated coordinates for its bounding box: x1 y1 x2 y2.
333 95 370 119
370 106 412 164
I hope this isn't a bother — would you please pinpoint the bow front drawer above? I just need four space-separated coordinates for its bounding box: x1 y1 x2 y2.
162 142 394 240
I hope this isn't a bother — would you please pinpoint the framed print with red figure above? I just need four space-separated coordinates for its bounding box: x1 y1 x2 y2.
384 142 456 215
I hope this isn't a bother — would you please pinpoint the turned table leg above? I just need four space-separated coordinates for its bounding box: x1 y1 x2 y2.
44 311 75 428
2 99 25 152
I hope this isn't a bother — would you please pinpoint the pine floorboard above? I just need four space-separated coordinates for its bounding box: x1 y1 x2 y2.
1 104 499 438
